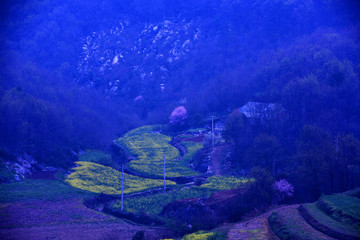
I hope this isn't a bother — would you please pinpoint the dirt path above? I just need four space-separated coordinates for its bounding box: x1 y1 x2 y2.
170 137 187 158
210 144 230 176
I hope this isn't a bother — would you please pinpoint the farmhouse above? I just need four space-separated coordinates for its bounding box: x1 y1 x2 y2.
236 102 286 120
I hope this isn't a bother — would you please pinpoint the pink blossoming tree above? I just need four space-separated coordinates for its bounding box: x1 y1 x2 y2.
169 106 188 125
273 179 294 203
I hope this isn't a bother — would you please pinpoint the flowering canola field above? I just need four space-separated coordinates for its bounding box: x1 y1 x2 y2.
66 161 176 195
115 176 253 215
118 125 202 178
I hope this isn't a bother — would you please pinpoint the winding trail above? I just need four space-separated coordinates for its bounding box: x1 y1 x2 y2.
170 137 187 158
210 144 230 175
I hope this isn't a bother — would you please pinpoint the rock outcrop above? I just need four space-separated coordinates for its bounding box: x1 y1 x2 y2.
2 153 38 182
1 153 60 182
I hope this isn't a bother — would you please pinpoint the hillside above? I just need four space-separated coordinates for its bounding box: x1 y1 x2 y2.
1 124 360 239
0 125 253 239
1 0 360 239
1 0 360 172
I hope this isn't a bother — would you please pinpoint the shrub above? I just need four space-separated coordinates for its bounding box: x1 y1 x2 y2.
132 231 145 240
247 167 275 207
273 179 294 203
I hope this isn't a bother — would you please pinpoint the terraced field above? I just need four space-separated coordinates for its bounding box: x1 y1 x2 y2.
65 125 206 196
2 125 211 239
191 190 360 240
66 161 176 195
316 195 360 228
269 207 335 240
268 192 360 240
117 125 202 178
299 203 360 240
112 176 252 215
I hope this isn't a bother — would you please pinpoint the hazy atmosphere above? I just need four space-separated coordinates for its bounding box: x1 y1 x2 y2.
1 1 360 239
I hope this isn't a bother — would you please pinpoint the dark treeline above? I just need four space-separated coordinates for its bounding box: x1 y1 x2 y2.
0 60 143 167
0 0 360 199
219 24 360 202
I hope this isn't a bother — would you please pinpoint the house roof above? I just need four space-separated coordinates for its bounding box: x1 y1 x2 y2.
238 102 283 118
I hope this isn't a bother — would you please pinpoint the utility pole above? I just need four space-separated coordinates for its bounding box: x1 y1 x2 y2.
121 164 124 211
211 116 215 149
163 155 166 191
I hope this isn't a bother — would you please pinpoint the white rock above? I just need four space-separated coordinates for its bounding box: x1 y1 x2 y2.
112 55 119 65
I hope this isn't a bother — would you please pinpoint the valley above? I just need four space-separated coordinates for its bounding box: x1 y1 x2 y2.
1 0 360 239
1 125 359 239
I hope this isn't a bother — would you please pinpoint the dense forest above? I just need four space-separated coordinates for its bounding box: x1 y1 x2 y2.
1 0 360 202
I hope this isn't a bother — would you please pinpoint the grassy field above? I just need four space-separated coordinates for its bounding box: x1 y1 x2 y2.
78 150 120 169
112 176 252 215
0 179 95 203
118 125 202 178
0 167 175 239
66 161 176 195
0 198 173 240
